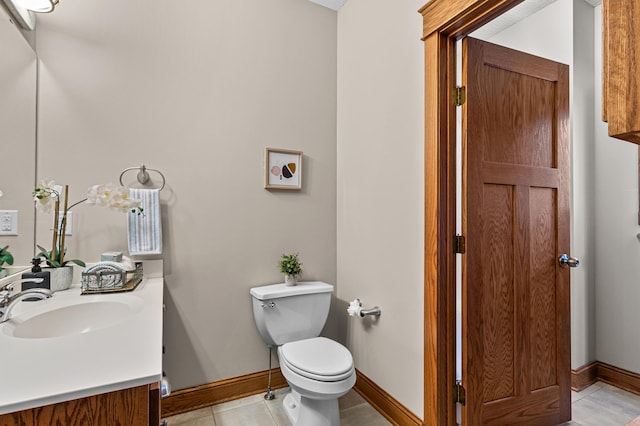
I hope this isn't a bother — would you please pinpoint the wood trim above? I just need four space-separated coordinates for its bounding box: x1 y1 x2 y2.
597 362 640 396
605 0 640 144
419 0 524 40
571 361 599 392
353 369 423 426
149 382 161 426
160 369 287 418
602 0 609 122
419 1 525 425
423 29 454 426
162 368 423 425
572 361 640 396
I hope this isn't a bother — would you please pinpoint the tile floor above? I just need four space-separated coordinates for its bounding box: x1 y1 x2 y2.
165 387 391 426
564 381 640 426
166 381 640 426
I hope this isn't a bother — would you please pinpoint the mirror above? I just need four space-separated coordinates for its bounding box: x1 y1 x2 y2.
0 6 37 269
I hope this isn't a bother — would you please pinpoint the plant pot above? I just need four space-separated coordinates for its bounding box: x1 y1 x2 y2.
45 266 73 292
284 274 298 286
0 269 7 279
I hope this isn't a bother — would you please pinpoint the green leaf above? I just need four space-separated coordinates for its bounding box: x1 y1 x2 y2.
62 259 86 268
0 253 14 265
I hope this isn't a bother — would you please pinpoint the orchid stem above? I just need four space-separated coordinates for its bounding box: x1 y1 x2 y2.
51 198 59 266
59 185 69 265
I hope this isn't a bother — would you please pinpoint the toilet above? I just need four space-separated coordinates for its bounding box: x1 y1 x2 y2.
250 281 355 426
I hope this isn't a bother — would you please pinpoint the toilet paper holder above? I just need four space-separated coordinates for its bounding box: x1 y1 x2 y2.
347 299 381 318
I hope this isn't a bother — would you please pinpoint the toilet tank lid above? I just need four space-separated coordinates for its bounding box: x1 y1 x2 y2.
250 281 333 300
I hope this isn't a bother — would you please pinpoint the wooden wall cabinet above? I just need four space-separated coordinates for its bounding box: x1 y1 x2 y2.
603 0 640 144
0 383 160 426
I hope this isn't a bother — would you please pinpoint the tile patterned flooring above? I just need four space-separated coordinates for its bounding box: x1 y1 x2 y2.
565 382 640 426
166 381 640 425
165 387 391 426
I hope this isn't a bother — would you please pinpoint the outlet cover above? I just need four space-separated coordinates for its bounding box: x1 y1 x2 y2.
0 210 18 236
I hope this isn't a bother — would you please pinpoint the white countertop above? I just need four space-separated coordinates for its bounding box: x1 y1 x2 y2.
0 264 163 415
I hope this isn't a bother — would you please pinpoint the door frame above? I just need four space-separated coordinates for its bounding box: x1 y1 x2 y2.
418 1 526 425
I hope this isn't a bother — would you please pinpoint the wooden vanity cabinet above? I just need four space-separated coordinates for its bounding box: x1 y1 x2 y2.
0 382 160 426
602 0 640 144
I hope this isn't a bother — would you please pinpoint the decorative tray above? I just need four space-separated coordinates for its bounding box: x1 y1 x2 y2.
81 262 143 295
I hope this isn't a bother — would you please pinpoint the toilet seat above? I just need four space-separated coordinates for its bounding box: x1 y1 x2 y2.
280 337 354 382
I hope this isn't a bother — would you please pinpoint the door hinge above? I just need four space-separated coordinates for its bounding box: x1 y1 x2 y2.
454 380 466 405
455 235 466 254
454 86 466 106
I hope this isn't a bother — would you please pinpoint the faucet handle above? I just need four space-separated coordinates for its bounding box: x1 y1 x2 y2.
0 278 45 292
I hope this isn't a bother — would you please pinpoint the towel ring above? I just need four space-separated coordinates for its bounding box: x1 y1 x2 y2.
119 165 166 191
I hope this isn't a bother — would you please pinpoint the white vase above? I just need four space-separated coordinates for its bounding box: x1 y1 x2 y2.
45 266 73 292
284 274 298 286
0 269 7 279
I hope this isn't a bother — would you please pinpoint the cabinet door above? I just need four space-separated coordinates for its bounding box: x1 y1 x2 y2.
604 0 640 144
0 384 153 426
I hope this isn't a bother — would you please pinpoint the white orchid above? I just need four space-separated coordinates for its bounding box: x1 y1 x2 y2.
87 183 143 213
34 179 143 267
33 180 63 214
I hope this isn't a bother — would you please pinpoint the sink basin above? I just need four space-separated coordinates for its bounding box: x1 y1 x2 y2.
1 297 144 339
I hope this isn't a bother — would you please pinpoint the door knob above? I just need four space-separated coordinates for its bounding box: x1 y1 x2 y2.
558 254 579 268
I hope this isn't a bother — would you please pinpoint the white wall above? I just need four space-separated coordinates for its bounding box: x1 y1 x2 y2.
337 0 425 417
593 5 640 372
35 0 338 390
0 6 36 268
475 0 598 369
571 0 597 370
480 0 573 64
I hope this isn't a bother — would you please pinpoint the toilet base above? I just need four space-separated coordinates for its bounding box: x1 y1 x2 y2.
282 389 340 426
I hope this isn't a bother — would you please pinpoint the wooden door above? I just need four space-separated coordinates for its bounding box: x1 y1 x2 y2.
461 37 571 426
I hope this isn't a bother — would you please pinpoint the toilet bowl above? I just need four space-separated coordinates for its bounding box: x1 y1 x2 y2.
278 337 356 426
250 282 355 426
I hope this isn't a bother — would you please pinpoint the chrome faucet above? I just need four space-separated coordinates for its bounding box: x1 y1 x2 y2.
0 278 45 293
0 278 52 324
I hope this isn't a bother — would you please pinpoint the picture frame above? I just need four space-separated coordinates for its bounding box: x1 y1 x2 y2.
264 147 303 190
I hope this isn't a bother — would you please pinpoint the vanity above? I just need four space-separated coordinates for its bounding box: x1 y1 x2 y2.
0 261 164 425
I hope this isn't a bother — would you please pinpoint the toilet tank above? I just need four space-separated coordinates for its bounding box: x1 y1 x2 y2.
250 281 333 346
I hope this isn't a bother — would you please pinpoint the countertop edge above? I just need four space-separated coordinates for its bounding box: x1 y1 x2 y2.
0 372 163 415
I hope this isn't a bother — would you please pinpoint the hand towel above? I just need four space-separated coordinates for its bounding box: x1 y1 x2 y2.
127 188 162 255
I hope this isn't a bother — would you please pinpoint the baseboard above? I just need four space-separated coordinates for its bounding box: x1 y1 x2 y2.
572 361 640 396
571 361 598 391
161 367 422 424
165 361 638 421
597 362 640 396
354 369 423 426
161 369 287 418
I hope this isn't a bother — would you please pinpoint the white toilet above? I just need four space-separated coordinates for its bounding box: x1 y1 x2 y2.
250 281 355 426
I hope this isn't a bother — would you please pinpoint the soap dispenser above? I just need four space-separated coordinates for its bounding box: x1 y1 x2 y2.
21 258 51 291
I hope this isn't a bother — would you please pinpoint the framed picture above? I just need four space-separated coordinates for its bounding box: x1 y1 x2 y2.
264 147 303 190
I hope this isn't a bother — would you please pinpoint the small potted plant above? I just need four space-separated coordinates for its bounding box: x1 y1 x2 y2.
279 253 303 286
0 245 14 278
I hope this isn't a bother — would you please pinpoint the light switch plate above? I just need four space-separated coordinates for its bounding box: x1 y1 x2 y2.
51 211 72 236
0 210 18 236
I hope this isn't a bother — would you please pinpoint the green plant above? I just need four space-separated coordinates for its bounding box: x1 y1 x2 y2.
279 253 303 276
36 244 85 268
0 245 14 272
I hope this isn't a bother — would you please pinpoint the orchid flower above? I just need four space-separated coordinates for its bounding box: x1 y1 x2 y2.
33 179 143 268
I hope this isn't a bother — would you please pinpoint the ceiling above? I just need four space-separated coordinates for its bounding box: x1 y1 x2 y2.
308 0 600 15
308 0 348 11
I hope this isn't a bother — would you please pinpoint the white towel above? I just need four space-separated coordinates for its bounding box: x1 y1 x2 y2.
127 188 162 255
